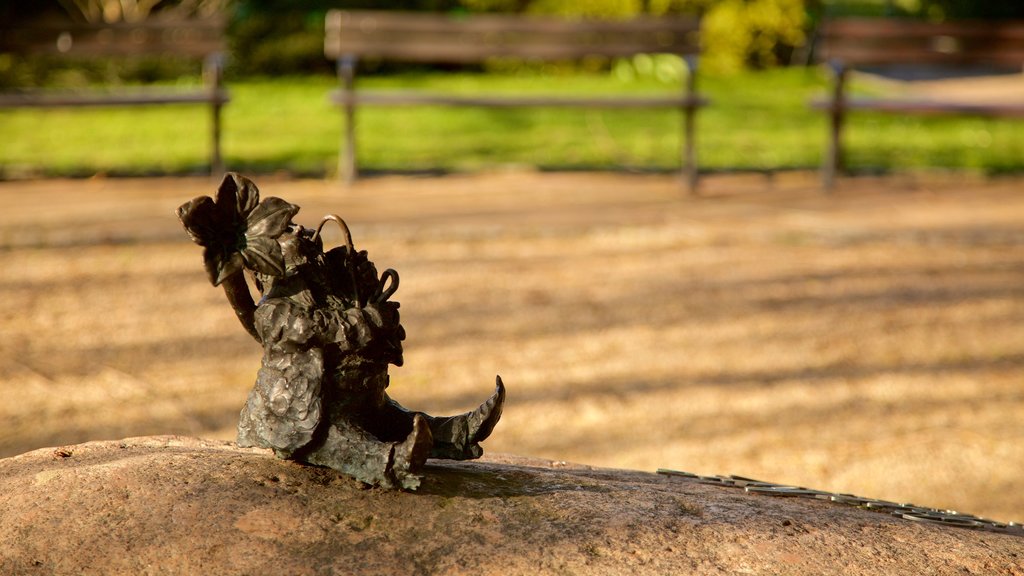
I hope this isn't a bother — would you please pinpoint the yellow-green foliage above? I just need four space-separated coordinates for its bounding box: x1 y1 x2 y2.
527 0 643 19
702 0 807 72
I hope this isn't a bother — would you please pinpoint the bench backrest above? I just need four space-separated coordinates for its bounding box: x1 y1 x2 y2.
819 18 1024 67
324 10 700 63
0 15 226 58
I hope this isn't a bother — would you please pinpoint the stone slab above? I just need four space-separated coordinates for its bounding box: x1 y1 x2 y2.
1 436 1021 575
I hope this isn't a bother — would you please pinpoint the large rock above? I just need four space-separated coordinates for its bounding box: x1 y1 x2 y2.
1 436 1021 575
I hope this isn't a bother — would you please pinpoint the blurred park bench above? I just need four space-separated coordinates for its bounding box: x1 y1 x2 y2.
0 14 229 176
812 17 1024 191
324 10 706 193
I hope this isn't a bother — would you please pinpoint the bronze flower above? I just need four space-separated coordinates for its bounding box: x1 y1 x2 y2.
177 173 299 286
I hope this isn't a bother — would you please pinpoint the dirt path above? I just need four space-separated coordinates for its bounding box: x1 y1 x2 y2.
2 170 1023 523
862 70 1024 104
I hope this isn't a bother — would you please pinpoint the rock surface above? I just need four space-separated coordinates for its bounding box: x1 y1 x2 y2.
1 436 1021 575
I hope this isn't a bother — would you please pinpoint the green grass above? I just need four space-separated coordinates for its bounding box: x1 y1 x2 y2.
3 67 1024 177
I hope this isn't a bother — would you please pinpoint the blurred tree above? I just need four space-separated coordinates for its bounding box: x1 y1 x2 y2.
54 0 230 22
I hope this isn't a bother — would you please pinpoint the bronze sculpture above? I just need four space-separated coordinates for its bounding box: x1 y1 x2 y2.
178 173 504 490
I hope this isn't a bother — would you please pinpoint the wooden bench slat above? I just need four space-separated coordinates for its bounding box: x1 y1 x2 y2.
331 31 694 48
822 18 1024 39
329 90 707 108
327 40 697 62
326 38 699 62
820 18 1024 66
811 96 1024 117
1 18 226 57
325 9 699 61
0 90 230 108
3 39 226 58
326 9 699 35
821 47 1024 67
822 43 1024 66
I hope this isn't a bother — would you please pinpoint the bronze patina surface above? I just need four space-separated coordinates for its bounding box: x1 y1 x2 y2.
178 173 504 489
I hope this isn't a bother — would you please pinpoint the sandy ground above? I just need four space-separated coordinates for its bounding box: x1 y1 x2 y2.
877 70 1024 104
2 170 1023 523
